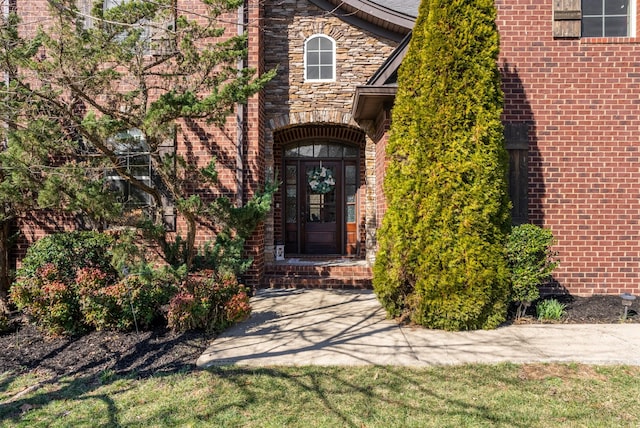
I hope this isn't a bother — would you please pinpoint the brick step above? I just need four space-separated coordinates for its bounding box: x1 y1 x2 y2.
264 265 372 277
262 274 372 289
261 259 372 289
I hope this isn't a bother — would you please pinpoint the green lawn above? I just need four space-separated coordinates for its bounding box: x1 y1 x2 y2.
1 364 639 427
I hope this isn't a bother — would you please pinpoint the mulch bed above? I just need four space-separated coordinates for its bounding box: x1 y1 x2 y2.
0 322 213 379
0 294 637 379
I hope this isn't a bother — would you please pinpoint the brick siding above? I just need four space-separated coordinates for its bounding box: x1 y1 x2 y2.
10 1 247 269
14 0 640 296
497 0 640 295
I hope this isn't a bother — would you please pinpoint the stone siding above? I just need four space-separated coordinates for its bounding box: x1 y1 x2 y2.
262 0 399 262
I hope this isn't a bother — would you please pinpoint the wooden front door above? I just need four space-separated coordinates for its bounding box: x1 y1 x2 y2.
302 161 340 254
283 142 359 256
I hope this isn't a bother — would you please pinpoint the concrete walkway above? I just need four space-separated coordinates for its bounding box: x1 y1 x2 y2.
196 288 640 368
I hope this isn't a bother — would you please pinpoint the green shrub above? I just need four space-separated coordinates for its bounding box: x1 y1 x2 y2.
17 231 117 282
11 231 117 335
10 263 86 336
507 224 558 318
76 267 117 330
77 267 175 331
11 231 178 335
536 298 566 321
167 271 251 333
191 232 252 276
373 0 511 330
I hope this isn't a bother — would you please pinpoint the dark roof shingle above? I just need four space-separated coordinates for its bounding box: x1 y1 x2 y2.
368 0 419 18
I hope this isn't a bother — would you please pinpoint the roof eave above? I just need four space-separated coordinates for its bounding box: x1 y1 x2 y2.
352 85 398 122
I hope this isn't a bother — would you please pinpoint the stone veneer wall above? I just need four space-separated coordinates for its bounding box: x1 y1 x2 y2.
262 0 398 263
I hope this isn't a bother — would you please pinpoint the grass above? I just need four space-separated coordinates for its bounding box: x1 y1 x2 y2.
536 299 567 321
1 364 639 427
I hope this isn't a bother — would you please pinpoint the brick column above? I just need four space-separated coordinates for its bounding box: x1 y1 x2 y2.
242 0 266 288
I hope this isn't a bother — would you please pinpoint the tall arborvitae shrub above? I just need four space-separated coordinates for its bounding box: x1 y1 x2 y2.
373 0 512 330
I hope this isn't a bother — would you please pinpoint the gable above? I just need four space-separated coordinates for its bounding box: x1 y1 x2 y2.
308 0 418 41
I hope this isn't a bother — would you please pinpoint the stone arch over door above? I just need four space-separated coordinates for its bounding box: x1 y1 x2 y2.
272 123 367 257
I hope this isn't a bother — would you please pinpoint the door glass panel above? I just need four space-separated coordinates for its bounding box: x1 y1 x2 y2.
285 142 358 159
298 144 314 157
286 196 297 223
286 165 297 184
285 146 298 157
346 185 356 203
346 205 356 223
324 192 336 222
308 193 321 222
285 165 297 224
306 165 336 223
345 164 356 224
344 146 358 158
307 193 336 223
314 144 329 157
328 145 343 157
345 165 356 185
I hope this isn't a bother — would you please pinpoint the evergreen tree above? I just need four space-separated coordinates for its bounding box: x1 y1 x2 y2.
0 0 275 311
373 0 512 330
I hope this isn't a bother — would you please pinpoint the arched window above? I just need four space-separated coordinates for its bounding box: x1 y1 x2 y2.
304 35 335 81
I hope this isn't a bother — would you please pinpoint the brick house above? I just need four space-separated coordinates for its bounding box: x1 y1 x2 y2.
9 0 640 296
260 0 640 297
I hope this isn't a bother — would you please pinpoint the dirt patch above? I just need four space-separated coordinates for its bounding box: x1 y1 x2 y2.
0 293 638 380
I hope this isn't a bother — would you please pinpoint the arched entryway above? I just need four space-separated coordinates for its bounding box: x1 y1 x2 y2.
274 124 366 257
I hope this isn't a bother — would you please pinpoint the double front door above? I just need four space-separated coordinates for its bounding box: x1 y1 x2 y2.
284 158 358 255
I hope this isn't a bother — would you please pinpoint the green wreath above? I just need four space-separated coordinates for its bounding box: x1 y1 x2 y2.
307 166 336 194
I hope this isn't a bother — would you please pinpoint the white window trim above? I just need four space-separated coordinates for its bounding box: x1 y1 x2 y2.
304 34 336 82
632 0 637 36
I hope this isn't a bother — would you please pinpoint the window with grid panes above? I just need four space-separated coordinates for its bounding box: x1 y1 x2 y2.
304 35 335 81
105 129 153 208
582 0 631 37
